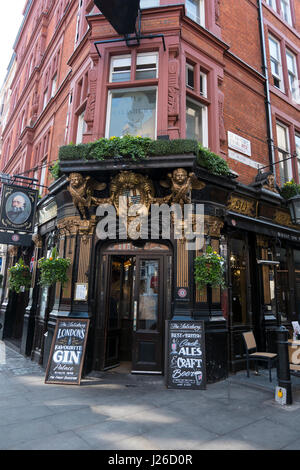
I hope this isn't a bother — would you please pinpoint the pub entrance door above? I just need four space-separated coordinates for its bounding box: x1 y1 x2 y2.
102 242 172 374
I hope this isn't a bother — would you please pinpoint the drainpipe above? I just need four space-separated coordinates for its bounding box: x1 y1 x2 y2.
257 0 276 183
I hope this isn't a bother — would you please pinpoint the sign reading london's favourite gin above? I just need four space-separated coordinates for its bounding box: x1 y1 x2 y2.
166 321 206 390
45 318 89 385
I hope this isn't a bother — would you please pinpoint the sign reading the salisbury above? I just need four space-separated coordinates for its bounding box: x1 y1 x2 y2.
166 320 206 390
45 318 90 385
0 184 38 233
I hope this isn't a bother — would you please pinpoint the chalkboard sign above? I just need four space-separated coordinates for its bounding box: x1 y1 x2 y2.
166 320 206 390
45 318 90 385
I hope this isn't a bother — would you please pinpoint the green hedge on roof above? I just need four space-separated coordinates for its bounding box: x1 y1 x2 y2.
53 135 232 179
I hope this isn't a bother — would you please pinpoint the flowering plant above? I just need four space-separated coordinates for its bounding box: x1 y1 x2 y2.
194 246 225 289
8 258 32 293
280 179 300 200
38 247 71 287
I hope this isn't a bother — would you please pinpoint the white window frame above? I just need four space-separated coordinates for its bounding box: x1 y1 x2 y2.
186 96 208 147
269 35 284 91
266 0 277 10
200 71 207 97
76 110 87 144
140 0 159 8
186 63 195 89
280 0 292 25
109 55 131 83
136 52 158 80
276 122 292 184
51 73 58 98
39 162 47 196
186 0 205 27
295 133 300 178
43 88 48 110
286 49 299 100
105 86 158 139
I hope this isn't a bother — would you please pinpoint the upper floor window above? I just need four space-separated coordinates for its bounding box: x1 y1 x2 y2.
186 97 208 146
266 0 276 9
276 122 292 184
269 35 284 91
280 0 292 25
110 53 158 82
295 133 300 177
286 50 299 101
140 0 159 8
186 0 205 27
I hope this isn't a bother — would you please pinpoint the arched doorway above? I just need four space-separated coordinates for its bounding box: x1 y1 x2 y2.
95 241 173 374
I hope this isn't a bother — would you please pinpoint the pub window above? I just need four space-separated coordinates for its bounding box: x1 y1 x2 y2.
294 250 300 318
230 238 248 325
269 35 284 91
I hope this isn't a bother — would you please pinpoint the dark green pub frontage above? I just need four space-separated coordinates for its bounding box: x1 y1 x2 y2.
1 138 300 384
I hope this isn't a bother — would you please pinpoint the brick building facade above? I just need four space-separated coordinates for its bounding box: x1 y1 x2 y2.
0 0 299 381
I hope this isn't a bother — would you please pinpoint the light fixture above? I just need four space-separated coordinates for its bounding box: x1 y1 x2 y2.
287 194 300 225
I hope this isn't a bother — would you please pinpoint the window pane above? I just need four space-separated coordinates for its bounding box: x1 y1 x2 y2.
269 37 279 60
138 259 159 331
186 64 194 89
111 56 131 82
277 124 288 150
108 89 156 138
140 0 159 8
136 53 157 80
186 0 205 26
186 99 206 144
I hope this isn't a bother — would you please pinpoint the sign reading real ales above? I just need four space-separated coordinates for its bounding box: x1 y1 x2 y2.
166 320 206 390
45 318 90 385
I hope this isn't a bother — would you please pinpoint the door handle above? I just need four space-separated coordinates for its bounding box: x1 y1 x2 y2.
133 300 137 331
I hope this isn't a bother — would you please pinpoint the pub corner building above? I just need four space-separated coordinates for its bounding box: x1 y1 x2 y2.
0 0 300 386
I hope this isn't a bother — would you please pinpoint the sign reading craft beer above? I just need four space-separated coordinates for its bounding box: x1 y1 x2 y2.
45 318 90 385
166 320 206 390
0 184 38 233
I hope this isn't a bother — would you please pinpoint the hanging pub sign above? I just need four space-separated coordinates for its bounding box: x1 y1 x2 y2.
0 184 38 233
45 318 90 385
166 320 206 390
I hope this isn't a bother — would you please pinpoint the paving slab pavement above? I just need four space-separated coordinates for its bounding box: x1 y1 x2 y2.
1 340 300 452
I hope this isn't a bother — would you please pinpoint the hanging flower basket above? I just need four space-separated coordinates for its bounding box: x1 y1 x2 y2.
194 245 225 290
38 247 71 288
8 258 32 293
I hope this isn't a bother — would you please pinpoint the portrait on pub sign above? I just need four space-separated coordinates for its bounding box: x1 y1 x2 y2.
0 184 38 232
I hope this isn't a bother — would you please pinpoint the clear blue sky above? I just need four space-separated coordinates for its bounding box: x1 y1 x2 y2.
0 0 25 86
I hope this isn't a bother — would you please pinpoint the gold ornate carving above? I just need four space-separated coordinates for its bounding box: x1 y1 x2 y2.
108 171 155 216
32 233 42 248
274 210 293 227
263 173 278 193
160 168 205 208
67 173 106 219
227 195 256 217
203 216 224 238
8 245 18 257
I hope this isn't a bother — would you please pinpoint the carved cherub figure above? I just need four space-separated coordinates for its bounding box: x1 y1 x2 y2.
67 173 106 219
160 168 205 208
